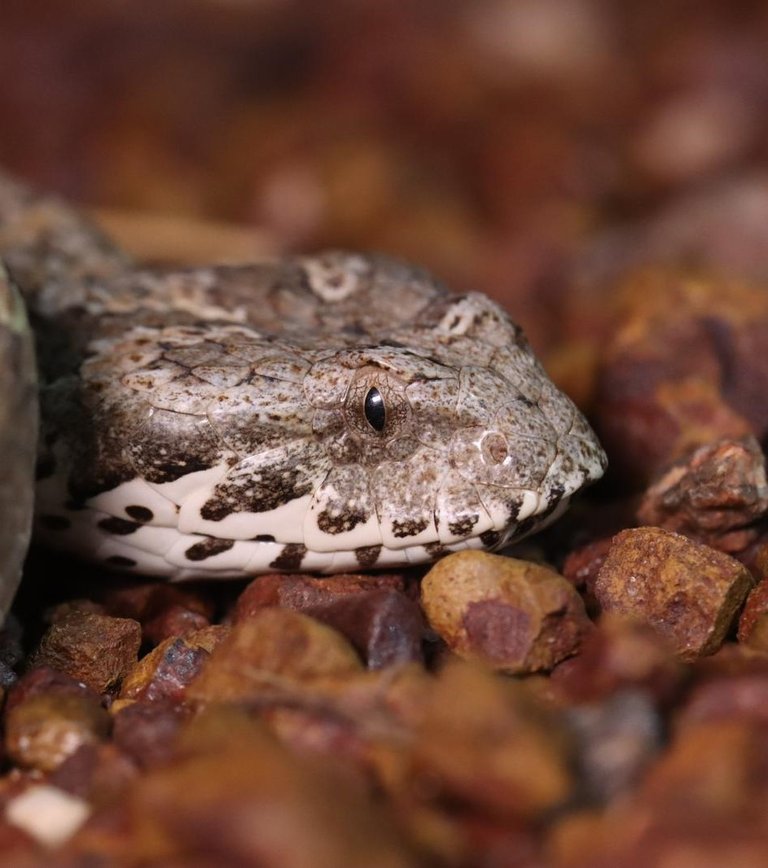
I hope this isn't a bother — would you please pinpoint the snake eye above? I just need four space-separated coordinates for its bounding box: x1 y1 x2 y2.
364 387 386 432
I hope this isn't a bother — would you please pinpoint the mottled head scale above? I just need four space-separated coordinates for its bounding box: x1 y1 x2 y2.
0 174 606 579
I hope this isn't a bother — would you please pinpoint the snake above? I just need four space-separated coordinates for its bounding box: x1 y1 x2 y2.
0 171 607 581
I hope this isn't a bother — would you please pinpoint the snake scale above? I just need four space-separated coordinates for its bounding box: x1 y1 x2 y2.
0 171 606 580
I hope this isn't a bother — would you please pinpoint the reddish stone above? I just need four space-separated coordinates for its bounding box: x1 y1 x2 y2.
737 578 768 651
593 527 753 659
637 436 768 552
30 611 142 693
119 636 211 705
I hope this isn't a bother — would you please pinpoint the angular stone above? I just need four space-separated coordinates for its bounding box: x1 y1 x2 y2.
119 635 212 704
594 527 754 659
30 611 142 693
637 436 768 552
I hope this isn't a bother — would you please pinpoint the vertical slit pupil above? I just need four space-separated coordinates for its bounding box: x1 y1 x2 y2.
364 387 386 432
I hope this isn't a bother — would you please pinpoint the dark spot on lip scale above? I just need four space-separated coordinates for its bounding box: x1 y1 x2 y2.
318 508 368 535
448 515 479 538
98 517 142 535
480 530 501 548
355 545 382 568
38 514 72 531
269 543 307 571
185 537 235 562
391 517 429 539
125 505 154 523
253 534 276 542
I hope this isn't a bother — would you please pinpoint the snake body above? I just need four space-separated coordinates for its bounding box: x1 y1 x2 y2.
0 266 37 607
0 172 606 580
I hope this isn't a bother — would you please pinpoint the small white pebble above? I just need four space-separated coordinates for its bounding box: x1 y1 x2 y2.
5 784 91 848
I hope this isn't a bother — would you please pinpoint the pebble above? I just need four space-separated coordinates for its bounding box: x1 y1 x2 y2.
30 610 142 693
637 436 768 553
421 551 591 673
593 527 754 659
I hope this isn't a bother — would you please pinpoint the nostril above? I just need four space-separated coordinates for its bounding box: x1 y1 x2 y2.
481 431 508 466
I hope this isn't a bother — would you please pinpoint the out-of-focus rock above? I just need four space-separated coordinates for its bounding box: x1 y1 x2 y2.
637 436 768 552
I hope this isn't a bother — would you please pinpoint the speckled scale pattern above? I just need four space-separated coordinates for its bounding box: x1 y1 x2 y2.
0 171 607 579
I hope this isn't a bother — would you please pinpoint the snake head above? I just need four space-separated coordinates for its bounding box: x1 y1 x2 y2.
301 289 607 563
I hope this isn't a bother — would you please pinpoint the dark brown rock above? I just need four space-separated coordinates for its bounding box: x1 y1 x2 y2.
30 611 142 693
637 436 768 552
562 537 613 592
593 527 753 659
421 551 591 673
48 742 138 806
304 590 426 669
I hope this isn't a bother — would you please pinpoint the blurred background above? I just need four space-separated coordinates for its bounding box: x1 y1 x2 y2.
3 0 768 373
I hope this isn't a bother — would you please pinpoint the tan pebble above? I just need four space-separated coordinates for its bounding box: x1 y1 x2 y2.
420 550 591 673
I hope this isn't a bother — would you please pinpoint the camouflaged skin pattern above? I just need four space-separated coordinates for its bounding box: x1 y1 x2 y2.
0 172 607 579
0 264 38 612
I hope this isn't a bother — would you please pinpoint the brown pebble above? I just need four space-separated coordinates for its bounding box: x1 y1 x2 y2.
5 672 109 772
30 611 142 693
636 436 768 552
187 608 363 704
421 551 591 673
737 578 768 650
593 527 754 659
